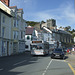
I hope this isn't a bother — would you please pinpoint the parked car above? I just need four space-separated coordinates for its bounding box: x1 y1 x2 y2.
51 48 65 59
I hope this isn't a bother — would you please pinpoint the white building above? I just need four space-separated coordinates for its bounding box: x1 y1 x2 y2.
41 26 61 49
10 6 27 54
25 26 38 51
0 1 12 56
0 1 27 56
74 37 75 43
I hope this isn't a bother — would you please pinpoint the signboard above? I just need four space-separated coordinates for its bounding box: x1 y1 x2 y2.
32 41 42 43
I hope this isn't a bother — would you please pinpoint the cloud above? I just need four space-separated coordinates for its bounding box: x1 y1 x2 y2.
10 0 36 10
26 1 75 29
10 0 75 29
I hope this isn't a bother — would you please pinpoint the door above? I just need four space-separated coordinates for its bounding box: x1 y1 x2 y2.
13 42 18 54
7 41 9 55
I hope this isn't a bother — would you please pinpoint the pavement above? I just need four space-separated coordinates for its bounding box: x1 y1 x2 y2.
65 51 75 70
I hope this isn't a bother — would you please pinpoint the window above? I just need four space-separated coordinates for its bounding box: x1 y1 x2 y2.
3 16 5 23
48 37 49 41
31 36 33 40
13 31 18 39
14 20 16 27
27 36 30 40
21 31 23 39
17 19 19 26
16 31 18 39
13 19 16 27
2 41 6 53
25 45 28 48
2 27 5 37
13 31 16 39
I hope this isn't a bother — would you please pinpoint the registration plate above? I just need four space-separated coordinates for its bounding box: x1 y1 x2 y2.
35 51 40 53
56 55 59 56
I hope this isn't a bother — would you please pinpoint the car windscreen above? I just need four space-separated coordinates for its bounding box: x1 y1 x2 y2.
54 49 62 52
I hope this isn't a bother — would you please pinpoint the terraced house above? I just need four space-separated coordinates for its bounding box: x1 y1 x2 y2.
0 0 27 57
0 1 12 56
9 6 27 54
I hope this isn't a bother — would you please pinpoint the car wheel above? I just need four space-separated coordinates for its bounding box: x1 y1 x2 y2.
51 56 53 59
62 57 65 60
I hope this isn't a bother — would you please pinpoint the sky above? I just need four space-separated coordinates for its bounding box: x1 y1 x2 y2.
10 0 75 29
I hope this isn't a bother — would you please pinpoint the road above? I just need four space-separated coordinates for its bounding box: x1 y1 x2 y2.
0 52 74 75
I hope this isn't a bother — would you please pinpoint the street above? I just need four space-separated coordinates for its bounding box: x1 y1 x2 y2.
0 52 74 75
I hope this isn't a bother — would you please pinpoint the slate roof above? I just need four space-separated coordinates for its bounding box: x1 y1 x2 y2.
26 27 34 35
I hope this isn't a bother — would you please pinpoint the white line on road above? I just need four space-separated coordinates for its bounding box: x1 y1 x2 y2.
42 59 53 75
52 59 68 63
13 60 26 66
52 59 65 62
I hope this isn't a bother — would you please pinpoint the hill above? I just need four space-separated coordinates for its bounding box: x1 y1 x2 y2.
26 21 40 27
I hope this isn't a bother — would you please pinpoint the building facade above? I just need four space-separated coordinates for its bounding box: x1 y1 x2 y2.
40 19 73 48
10 6 27 54
0 0 27 56
47 19 56 29
25 26 37 51
0 1 12 56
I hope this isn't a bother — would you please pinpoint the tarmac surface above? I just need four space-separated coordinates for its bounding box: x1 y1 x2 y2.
0 52 74 75
66 51 75 70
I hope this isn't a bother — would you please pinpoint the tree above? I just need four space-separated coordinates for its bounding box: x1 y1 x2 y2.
41 20 45 24
26 21 40 26
65 26 71 31
72 29 75 32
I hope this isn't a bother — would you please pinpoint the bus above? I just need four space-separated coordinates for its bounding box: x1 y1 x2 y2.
31 41 49 55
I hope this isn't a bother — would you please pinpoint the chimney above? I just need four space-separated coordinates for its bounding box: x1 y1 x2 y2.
0 0 10 7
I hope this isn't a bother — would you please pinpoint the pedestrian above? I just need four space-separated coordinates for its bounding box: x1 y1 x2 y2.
71 47 75 55
72 47 74 52
67 49 70 54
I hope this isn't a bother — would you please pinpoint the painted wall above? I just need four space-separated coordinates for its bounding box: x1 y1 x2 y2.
74 37 75 43
25 35 32 51
1 13 11 39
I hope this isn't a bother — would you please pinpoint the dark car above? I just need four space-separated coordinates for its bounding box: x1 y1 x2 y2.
51 48 65 59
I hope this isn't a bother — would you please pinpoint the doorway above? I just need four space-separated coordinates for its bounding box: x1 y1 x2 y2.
7 41 9 55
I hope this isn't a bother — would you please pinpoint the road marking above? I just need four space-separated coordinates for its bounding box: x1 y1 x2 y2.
52 59 65 62
64 60 69 62
0 68 3 71
42 59 53 75
13 60 26 66
68 63 75 75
